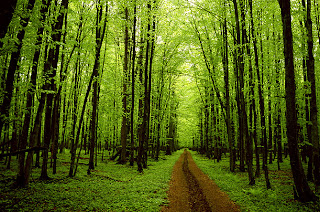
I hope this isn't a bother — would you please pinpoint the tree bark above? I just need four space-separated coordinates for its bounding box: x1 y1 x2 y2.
68 16 84 176
304 0 320 191
138 1 153 172
130 2 137 167
238 0 255 185
144 11 156 167
120 7 129 164
13 0 40 187
1 0 35 137
137 30 145 172
232 0 245 173
0 0 17 48
40 0 69 181
69 1 107 176
89 0 107 171
221 12 235 172
278 0 318 202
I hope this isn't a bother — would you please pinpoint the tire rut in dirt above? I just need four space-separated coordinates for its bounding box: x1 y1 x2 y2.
182 151 211 212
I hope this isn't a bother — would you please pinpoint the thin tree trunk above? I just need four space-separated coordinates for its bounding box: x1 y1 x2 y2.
52 4 69 174
137 31 145 172
68 22 83 175
120 7 129 164
238 0 254 185
300 12 313 180
204 85 209 157
304 0 320 191
143 11 156 168
155 59 165 160
130 2 137 166
232 0 245 173
138 1 152 172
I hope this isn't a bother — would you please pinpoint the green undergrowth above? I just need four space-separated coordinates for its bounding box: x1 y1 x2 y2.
190 150 320 212
0 149 183 211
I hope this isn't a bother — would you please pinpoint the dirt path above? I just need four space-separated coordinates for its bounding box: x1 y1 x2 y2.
162 149 240 212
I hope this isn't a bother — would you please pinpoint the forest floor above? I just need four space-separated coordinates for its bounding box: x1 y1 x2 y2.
1 149 320 211
190 151 320 212
161 149 240 212
0 149 182 211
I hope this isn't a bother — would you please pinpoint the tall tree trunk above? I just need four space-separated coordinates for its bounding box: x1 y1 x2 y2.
250 0 271 187
155 90 162 160
89 3 104 171
304 0 320 191
299 4 313 179
221 13 234 172
52 3 69 174
144 11 156 168
22 4 50 186
129 2 137 167
138 1 153 172
231 31 240 164
232 0 245 172
40 0 69 181
278 0 318 202
68 17 84 176
238 0 255 185
82 0 107 174
274 33 283 166
120 7 129 164
204 85 209 157
137 31 145 172
12 0 38 187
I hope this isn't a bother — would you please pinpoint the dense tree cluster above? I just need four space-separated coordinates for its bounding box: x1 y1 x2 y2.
179 0 320 202
0 0 180 187
0 0 319 202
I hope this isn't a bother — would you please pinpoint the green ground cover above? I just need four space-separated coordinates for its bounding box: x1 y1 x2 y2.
190 150 320 212
0 149 183 211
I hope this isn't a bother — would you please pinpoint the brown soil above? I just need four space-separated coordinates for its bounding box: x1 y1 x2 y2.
162 149 241 212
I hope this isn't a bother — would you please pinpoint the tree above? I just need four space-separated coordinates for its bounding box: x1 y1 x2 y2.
40 0 69 181
71 0 108 177
120 6 129 164
5 1 34 187
304 0 320 192
89 0 108 171
238 0 255 186
277 0 318 202
0 0 17 48
0 0 34 138
137 0 157 172
129 0 137 167
221 0 235 173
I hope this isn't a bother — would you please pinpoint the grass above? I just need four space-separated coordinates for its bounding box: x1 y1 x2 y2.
2 149 319 211
0 149 184 211
190 150 320 212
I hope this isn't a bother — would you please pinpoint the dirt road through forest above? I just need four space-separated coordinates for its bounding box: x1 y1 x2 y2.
162 149 240 212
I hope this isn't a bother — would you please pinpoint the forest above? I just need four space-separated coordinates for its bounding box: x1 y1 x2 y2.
1 0 320 211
